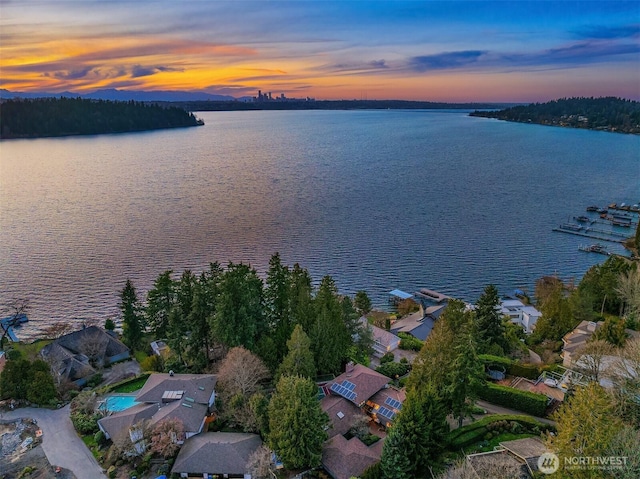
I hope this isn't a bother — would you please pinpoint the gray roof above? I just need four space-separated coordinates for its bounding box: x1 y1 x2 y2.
135 373 217 405
40 342 96 382
171 432 262 475
98 403 159 443
149 399 208 433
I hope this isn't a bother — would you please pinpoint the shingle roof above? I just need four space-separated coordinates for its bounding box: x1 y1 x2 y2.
135 373 217 405
321 395 365 439
329 364 389 406
98 403 159 443
171 432 262 475
149 399 208 433
322 435 382 479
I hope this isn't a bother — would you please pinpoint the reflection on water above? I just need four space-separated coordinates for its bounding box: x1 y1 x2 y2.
1 110 638 338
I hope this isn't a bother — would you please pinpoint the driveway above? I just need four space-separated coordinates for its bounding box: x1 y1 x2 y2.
1 405 106 479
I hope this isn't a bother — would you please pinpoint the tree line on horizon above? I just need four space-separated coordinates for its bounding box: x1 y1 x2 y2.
0 97 203 139
470 96 640 134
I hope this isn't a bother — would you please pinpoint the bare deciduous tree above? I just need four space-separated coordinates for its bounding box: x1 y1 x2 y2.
247 444 276 479
42 322 76 339
218 347 270 397
150 418 185 458
574 339 615 382
77 327 108 367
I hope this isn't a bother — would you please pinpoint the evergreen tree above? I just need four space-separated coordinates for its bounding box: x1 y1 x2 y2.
277 324 316 380
145 270 176 338
379 386 449 478
212 262 264 350
121 279 143 349
264 253 292 363
0 358 32 400
310 276 351 374
448 324 484 427
289 263 314 332
268 375 328 469
475 284 506 354
354 290 373 316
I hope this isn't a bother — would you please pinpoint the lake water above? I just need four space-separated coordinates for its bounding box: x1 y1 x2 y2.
1 110 638 339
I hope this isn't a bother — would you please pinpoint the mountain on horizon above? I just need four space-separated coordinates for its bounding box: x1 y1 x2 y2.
0 88 238 102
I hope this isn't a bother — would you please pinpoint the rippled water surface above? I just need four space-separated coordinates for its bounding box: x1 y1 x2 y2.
1 110 638 337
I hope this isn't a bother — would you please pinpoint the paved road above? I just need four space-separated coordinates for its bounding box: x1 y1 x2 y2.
1 405 106 479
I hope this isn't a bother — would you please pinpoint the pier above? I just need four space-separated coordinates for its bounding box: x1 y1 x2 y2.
552 227 625 243
416 288 450 303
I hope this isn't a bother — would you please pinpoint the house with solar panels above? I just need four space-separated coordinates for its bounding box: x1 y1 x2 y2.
328 363 391 409
365 387 406 428
326 362 406 427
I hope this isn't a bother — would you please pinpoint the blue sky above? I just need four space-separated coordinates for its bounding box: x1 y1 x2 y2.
2 1 639 101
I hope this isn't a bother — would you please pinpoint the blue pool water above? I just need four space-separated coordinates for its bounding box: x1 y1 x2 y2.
102 395 140 412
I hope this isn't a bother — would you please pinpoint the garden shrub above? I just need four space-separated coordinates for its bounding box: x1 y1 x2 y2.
380 352 395 364
398 332 423 351
375 361 411 379
447 414 554 449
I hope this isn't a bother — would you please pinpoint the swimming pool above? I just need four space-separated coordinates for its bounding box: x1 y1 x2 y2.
101 395 140 412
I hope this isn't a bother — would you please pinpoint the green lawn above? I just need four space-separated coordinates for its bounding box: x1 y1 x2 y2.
10 340 52 361
112 375 149 393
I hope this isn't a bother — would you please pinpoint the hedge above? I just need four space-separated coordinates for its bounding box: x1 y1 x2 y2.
397 332 423 351
477 383 548 417
478 354 540 380
447 414 554 449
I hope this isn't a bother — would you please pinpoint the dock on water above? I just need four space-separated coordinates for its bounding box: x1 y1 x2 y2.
416 288 450 303
552 227 625 243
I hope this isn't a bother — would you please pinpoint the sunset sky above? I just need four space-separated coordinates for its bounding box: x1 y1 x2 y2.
2 1 639 102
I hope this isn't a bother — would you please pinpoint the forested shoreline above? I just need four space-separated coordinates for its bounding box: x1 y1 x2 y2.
0 97 203 139
470 97 640 134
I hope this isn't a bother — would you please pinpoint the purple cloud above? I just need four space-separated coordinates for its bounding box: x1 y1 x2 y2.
574 24 640 40
408 51 486 71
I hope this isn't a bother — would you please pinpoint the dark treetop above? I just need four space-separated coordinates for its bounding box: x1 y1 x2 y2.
0 97 203 139
469 97 640 134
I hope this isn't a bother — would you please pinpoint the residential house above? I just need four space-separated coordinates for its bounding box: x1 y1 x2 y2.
171 432 262 479
98 373 217 454
561 321 601 367
321 363 401 479
390 304 446 341
328 363 390 408
322 434 384 479
365 387 406 428
359 317 400 358
500 300 542 334
40 326 130 386
321 395 367 439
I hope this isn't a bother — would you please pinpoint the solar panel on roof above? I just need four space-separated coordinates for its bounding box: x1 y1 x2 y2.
385 397 402 409
347 391 357 401
343 380 356 391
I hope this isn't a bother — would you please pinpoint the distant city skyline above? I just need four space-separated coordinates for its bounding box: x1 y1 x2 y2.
2 1 639 102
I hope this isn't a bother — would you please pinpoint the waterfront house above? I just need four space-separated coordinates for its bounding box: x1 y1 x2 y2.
98 373 217 455
171 432 262 479
390 304 446 341
500 300 542 334
40 326 130 386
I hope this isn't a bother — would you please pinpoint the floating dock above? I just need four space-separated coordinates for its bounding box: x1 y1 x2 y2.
416 288 450 303
552 227 624 243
